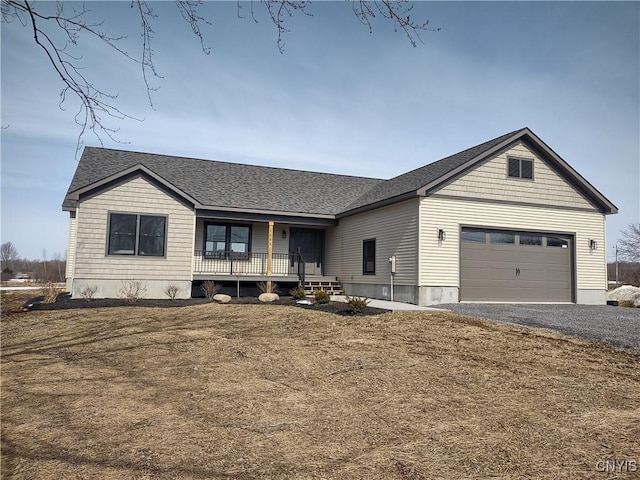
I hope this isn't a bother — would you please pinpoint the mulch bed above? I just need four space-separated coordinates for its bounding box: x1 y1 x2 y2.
23 293 387 316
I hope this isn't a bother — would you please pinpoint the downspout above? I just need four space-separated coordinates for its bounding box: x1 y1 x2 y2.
389 255 396 302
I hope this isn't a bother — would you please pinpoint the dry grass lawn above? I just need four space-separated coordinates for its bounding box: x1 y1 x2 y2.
1 291 639 479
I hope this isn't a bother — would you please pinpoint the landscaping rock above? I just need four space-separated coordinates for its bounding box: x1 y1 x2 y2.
258 293 279 303
213 294 232 304
606 285 640 308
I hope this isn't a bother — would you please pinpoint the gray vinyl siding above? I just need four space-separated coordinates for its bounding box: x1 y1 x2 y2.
436 141 598 211
325 199 419 285
419 196 607 290
74 176 194 280
65 214 77 279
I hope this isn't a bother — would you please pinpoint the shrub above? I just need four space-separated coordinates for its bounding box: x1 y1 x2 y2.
201 281 222 299
41 281 62 304
257 281 280 294
313 289 331 304
345 295 370 315
79 283 98 301
119 280 147 303
290 285 307 300
1 268 14 281
164 283 181 301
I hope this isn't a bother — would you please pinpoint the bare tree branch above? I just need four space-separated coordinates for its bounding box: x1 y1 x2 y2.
175 0 212 54
2 0 213 156
352 0 439 47
261 0 309 53
618 223 640 262
2 0 436 156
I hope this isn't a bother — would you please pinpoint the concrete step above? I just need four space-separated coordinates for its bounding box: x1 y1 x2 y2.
304 279 343 295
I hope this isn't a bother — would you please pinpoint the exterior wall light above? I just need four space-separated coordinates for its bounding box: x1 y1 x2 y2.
438 229 446 241
282 230 287 239
589 239 597 250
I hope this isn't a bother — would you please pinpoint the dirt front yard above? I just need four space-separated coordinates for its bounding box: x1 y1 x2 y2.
1 294 639 479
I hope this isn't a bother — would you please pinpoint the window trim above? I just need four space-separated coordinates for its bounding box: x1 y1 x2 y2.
106 212 167 257
507 156 534 180
362 238 376 275
203 222 252 260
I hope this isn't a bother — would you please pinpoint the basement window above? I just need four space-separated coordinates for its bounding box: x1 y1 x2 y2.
508 157 534 180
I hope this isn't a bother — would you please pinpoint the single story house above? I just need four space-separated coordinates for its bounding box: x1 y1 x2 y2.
62 127 617 305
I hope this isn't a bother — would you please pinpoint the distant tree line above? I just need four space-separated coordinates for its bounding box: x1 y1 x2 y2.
607 262 640 287
1 241 66 283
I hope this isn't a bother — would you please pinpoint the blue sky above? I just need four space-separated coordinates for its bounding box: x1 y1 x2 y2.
1 1 638 261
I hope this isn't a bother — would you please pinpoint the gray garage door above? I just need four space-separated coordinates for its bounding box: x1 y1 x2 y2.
460 228 573 302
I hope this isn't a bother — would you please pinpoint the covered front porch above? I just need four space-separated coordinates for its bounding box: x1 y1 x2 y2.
192 251 302 282
192 212 331 283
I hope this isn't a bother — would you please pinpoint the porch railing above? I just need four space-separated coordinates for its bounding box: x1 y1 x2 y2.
193 251 300 277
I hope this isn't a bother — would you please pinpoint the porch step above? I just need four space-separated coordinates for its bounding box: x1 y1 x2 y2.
304 279 343 295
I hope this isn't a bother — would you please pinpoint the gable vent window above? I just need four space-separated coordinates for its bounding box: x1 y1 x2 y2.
508 157 533 180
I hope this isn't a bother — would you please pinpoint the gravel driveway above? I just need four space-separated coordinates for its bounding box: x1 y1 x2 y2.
439 304 640 351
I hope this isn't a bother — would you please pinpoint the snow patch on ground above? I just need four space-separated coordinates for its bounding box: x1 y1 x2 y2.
607 285 640 308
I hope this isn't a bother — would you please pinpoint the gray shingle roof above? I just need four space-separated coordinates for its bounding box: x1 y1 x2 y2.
341 128 525 213
63 127 617 217
63 148 385 215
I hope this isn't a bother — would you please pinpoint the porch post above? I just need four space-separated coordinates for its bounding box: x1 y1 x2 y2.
267 221 274 289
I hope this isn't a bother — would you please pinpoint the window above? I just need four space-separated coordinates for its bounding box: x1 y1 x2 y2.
204 223 251 259
139 215 166 256
519 234 542 246
490 232 515 244
547 236 569 248
363 239 376 275
108 213 166 256
508 157 533 180
461 229 486 243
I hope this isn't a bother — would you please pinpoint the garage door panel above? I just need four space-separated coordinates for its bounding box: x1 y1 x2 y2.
520 270 546 282
460 228 572 302
518 250 546 264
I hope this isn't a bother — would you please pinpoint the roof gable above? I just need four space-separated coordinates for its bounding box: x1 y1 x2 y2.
339 127 617 215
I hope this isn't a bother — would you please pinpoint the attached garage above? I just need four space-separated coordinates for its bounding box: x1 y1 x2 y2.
460 227 573 302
